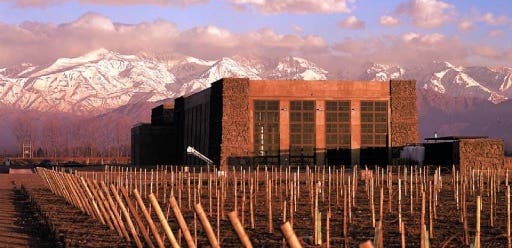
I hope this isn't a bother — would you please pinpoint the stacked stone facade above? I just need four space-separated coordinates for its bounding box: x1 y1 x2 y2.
219 78 251 167
459 139 504 170
390 80 419 148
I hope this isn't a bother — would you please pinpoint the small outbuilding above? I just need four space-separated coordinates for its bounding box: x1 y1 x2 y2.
423 136 504 170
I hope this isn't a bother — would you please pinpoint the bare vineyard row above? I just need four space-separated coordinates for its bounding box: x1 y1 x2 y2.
35 164 512 247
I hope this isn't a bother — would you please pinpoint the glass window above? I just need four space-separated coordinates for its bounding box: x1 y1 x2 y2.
289 101 316 165
325 101 351 149
360 101 388 147
254 100 280 161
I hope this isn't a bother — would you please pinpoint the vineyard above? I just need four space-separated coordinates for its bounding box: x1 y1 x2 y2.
25 165 512 247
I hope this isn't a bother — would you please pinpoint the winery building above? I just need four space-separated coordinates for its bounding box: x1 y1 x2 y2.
131 78 419 169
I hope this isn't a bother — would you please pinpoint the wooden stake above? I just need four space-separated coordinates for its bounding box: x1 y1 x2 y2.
228 211 253 248
169 196 195 248
110 184 143 248
119 186 154 248
149 193 179 248
195 203 220 248
280 222 303 248
476 195 481 248
508 185 511 248
133 189 164 248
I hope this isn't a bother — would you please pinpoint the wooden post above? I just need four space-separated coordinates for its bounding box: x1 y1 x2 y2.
508 185 511 248
421 191 425 248
280 222 303 248
119 186 154 248
195 203 220 248
400 222 405 248
476 196 481 248
169 196 196 248
326 210 331 248
228 211 253 248
100 182 131 241
86 178 113 229
149 193 180 248
110 184 143 248
133 189 164 248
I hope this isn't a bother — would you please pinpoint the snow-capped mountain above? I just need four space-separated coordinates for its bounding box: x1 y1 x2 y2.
0 50 333 115
362 61 512 104
0 49 177 114
267 56 328 80
178 57 262 94
2 49 512 117
360 63 405 81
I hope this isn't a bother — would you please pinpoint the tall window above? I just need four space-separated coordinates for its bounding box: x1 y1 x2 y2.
325 101 351 149
254 100 280 164
360 101 388 147
289 100 316 165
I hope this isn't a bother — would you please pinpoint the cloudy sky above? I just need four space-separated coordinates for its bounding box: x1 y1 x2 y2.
0 0 511 70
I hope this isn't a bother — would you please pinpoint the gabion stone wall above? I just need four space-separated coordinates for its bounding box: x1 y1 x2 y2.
459 139 504 170
220 78 251 170
390 80 419 149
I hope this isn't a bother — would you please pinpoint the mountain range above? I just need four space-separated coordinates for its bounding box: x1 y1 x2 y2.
0 49 511 154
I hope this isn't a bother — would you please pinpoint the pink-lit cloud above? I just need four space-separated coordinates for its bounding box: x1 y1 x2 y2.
457 20 473 32
2 0 207 7
229 0 353 14
0 13 328 66
1 12 511 72
379 15 400 26
395 0 455 28
479 12 509 26
333 32 467 66
337 16 365 29
488 29 504 38
472 45 500 59
292 25 303 32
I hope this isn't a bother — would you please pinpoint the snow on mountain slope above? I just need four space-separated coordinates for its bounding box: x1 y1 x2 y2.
2 49 512 116
362 61 512 104
268 56 328 80
360 63 405 81
178 57 261 94
0 49 178 114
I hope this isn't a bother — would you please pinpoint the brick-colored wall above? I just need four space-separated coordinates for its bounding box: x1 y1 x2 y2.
220 78 251 170
390 80 419 149
459 139 504 170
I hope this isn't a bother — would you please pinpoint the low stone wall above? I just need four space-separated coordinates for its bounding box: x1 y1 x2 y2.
459 139 504 170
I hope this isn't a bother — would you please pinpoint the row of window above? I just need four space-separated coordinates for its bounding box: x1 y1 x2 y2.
253 100 389 157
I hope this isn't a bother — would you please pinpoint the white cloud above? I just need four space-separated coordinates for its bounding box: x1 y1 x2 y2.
479 12 509 26
333 32 467 67
2 0 208 7
379 15 400 26
402 32 444 44
458 20 473 32
396 0 455 28
0 13 328 66
488 29 504 38
292 25 303 32
229 0 354 14
337 16 365 29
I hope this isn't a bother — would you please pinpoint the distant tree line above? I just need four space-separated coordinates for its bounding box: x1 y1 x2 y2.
12 114 133 158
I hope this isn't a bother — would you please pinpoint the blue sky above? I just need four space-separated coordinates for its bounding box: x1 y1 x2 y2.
0 0 511 68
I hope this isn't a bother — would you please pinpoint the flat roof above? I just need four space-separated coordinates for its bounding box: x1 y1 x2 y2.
425 136 489 141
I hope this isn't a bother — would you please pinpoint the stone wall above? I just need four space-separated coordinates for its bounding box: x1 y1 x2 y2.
219 78 251 170
459 139 504 170
390 80 419 150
